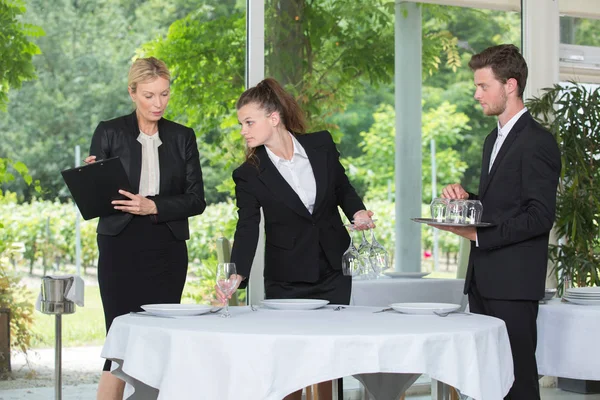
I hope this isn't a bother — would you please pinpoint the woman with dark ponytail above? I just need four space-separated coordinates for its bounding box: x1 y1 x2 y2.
217 78 374 400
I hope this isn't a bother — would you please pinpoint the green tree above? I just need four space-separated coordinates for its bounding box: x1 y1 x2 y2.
0 0 210 201
421 7 521 192
0 0 43 110
139 0 462 200
344 102 468 201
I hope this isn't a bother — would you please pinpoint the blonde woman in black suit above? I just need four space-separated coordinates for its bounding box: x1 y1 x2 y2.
86 57 206 400
217 78 374 400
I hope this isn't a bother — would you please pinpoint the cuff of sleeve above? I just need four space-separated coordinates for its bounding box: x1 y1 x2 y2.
149 214 158 224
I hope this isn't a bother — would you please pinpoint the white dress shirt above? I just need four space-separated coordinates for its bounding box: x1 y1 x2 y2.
477 107 527 246
265 133 317 214
137 131 162 196
489 107 528 172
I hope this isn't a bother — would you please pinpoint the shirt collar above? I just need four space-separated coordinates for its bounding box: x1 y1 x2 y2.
265 132 307 165
497 107 527 138
137 131 162 146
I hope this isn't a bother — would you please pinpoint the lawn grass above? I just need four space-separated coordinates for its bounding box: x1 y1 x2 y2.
30 285 106 348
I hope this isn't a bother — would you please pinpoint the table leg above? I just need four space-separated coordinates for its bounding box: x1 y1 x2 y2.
431 379 452 400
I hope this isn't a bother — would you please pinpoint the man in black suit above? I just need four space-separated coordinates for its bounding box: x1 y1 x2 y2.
436 44 561 399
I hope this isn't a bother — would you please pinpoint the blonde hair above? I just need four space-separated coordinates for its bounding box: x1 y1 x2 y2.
128 57 171 92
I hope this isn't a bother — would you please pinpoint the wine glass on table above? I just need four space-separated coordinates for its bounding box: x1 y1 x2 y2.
216 262 237 318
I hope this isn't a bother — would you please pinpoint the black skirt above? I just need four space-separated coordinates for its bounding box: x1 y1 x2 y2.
264 247 351 305
97 216 187 371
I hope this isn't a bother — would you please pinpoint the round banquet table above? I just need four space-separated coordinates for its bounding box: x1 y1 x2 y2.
350 277 468 309
537 299 600 380
102 305 513 400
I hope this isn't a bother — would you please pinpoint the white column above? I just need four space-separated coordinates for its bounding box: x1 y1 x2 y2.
394 1 422 272
246 0 266 304
247 0 264 86
522 0 560 289
522 0 559 100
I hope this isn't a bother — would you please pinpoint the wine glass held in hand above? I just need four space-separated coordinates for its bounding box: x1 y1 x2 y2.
369 228 390 276
216 263 238 318
357 231 377 279
342 226 363 278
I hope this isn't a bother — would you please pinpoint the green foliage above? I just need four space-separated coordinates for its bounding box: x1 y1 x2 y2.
138 11 246 202
527 82 600 292
0 0 44 110
421 7 521 192
0 268 34 354
0 158 38 361
0 0 214 201
0 195 450 289
344 102 468 202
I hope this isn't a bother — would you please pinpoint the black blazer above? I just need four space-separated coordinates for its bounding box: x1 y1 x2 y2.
465 111 561 300
89 111 206 240
230 131 365 287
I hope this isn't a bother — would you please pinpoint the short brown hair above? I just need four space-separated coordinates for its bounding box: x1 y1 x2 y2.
128 57 171 93
468 44 528 98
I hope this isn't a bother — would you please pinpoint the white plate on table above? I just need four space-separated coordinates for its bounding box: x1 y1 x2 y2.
411 217 493 228
383 271 430 279
390 302 461 315
566 287 600 296
141 304 214 317
260 299 329 310
562 297 600 306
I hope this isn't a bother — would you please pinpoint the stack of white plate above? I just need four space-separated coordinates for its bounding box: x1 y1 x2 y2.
563 287 600 305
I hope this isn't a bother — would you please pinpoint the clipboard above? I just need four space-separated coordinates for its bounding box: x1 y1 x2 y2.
61 157 133 220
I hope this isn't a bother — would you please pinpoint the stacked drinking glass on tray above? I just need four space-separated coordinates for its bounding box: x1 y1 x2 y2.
430 198 483 224
562 286 600 305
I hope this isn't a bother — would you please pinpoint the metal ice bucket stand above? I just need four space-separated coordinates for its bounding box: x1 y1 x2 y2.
39 277 76 400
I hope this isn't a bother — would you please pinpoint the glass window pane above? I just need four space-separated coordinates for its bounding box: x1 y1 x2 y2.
560 16 600 47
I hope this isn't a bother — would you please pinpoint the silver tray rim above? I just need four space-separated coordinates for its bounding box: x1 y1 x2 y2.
411 217 493 228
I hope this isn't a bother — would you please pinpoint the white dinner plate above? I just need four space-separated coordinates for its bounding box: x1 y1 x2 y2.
562 293 600 299
562 297 600 306
566 287 600 296
383 271 431 279
141 304 214 317
260 299 330 310
390 302 461 315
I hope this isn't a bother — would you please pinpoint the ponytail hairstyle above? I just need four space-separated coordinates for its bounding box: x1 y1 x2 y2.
236 78 307 163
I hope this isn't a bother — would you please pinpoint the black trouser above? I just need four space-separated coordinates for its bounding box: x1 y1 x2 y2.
468 281 540 400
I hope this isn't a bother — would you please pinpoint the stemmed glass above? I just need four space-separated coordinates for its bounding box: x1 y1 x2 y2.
369 229 390 276
216 262 237 318
357 231 376 279
342 228 363 278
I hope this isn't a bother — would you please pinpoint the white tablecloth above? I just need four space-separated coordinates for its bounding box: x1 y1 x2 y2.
102 306 513 400
537 299 600 380
351 278 467 309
